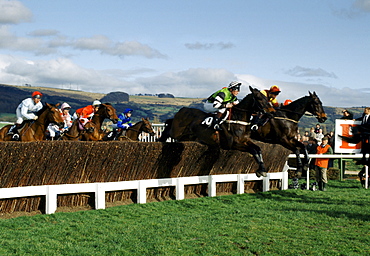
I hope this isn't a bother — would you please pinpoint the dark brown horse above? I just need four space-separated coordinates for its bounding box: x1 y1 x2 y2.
112 118 155 141
0 103 65 141
251 91 327 176
62 103 118 141
158 86 275 177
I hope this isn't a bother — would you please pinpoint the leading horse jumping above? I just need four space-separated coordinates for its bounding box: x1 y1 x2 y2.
158 86 275 177
251 91 327 176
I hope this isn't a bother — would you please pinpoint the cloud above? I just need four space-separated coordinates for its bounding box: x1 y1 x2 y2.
0 27 167 59
185 42 235 50
284 66 338 79
331 0 370 19
1 54 369 107
354 0 370 12
28 29 60 37
0 0 32 24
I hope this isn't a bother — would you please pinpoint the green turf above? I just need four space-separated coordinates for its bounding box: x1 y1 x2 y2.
0 179 369 255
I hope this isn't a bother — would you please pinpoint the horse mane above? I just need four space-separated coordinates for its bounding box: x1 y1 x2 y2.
280 95 309 110
36 103 54 116
236 93 253 109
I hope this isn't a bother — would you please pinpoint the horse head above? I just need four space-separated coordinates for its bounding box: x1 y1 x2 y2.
141 118 155 136
43 103 65 129
308 91 327 123
98 103 118 124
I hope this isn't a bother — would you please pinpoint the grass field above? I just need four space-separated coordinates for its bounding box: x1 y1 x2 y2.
0 180 369 255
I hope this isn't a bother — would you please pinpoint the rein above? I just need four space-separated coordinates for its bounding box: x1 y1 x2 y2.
273 116 298 123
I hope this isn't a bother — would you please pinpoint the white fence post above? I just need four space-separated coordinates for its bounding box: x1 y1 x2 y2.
46 186 57 214
262 176 270 192
95 183 105 210
176 178 185 200
208 175 217 197
237 174 244 194
137 180 147 204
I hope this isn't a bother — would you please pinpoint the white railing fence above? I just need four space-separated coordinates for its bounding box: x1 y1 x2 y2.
0 172 288 215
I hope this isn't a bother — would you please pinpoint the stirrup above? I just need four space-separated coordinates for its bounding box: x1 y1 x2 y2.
213 124 222 131
11 134 20 141
251 124 258 131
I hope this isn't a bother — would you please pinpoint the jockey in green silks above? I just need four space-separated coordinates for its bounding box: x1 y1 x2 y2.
203 81 241 130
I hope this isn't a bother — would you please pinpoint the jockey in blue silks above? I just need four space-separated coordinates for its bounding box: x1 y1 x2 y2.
117 108 133 129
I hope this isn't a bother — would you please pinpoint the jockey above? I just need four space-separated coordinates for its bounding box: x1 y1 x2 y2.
8 91 43 140
283 99 292 106
251 85 281 131
47 102 73 140
74 100 101 127
203 81 241 130
106 108 133 140
117 108 133 130
261 85 281 108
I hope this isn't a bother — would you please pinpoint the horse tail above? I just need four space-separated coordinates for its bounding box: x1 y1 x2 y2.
157 118 173 142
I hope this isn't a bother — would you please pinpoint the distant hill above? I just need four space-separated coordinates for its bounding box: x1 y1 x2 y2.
0 83 365 132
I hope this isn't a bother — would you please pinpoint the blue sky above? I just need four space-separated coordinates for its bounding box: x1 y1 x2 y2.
0 0 369 107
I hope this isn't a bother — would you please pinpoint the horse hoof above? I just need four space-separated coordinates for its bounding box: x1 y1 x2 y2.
256 170 267 178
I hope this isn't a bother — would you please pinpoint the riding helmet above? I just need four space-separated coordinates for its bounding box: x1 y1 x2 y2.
32 91 43 99
228 81 241 91
92 100 102 106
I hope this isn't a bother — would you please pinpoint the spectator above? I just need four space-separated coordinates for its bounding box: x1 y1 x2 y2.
314 123 321 134
355 107 370 164
306 137 317 171
315 128 325 145
340 110 353 120
302 131 310 142
309 127 316 139
314 137 333 191
325 131 335 168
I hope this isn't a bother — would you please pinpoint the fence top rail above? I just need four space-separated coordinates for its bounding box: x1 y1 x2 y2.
288 153 367 159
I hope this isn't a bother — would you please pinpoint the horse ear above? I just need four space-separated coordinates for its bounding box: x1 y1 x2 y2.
309 91 312 96
249 85 253 92
55 103 60 107
142 117 145 121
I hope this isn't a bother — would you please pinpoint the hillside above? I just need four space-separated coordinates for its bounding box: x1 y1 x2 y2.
0 83 365 132
0 84 202 123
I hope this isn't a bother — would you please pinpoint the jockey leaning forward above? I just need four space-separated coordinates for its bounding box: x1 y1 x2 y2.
73 100 101 128
106 108 133 140
7 91 43 141
251 85 281 131
203 81 241 131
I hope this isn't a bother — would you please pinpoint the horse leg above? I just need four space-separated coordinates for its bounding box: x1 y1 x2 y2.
234 141 267 177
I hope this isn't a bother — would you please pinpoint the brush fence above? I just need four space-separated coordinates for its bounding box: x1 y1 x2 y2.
0 141 290 214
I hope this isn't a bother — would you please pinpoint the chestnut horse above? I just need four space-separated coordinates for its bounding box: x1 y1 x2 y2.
158 86 275 177
0 103 64 141
117 118 155 141
62 103 118 141
251 91 327 176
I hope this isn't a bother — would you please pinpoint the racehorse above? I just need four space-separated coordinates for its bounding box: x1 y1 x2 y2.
62 103 118 141
251 91 327 176
158 86 275 177
0 103 65 142
112 118 155 141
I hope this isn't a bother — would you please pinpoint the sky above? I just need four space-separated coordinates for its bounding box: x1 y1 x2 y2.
0 0 370 107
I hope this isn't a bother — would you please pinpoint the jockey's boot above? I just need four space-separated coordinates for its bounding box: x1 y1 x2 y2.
213 112 223 131
7 124 17 135
8 124 20 141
